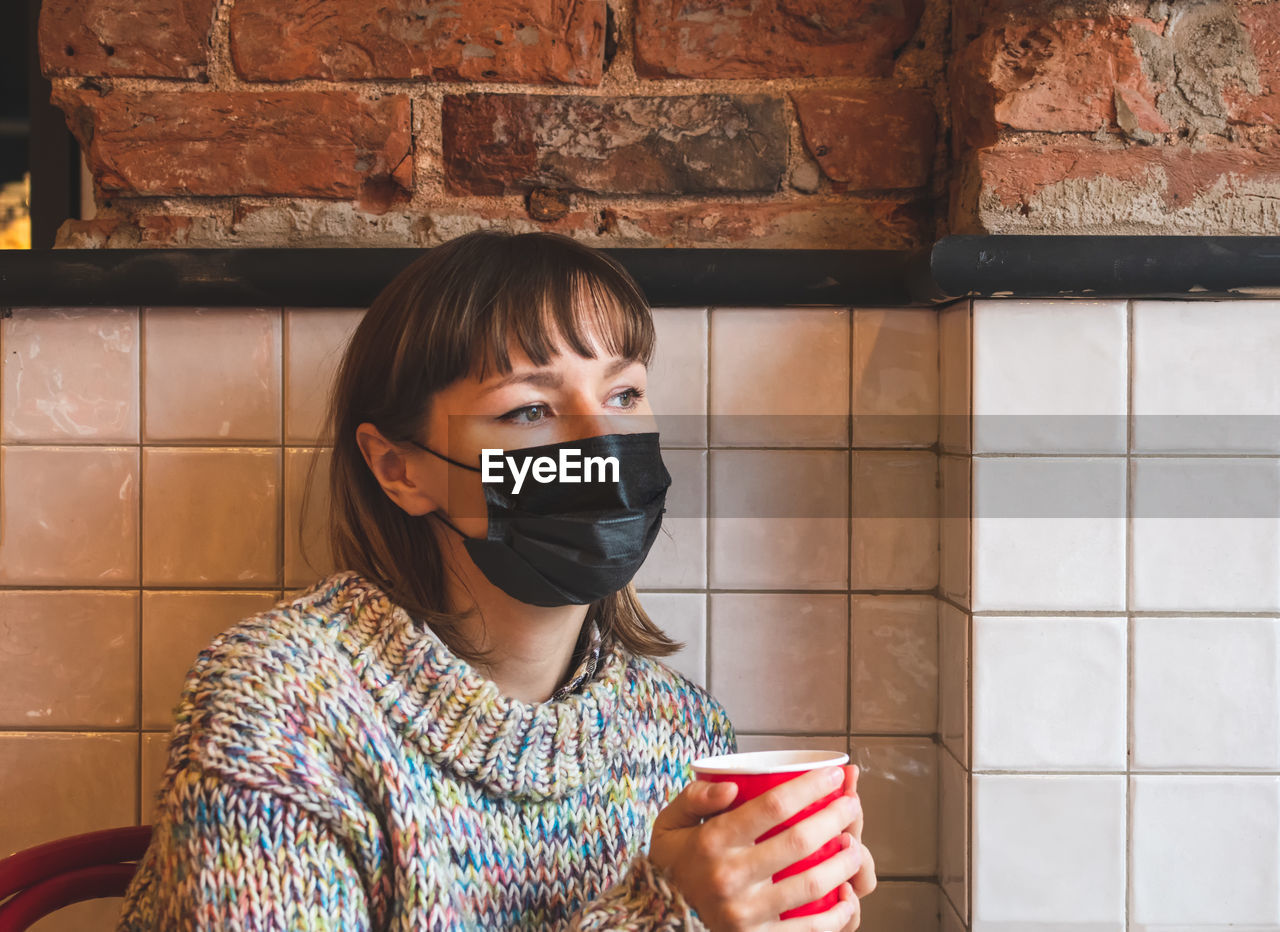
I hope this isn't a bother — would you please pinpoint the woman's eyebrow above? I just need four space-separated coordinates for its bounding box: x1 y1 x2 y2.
477 357 637 397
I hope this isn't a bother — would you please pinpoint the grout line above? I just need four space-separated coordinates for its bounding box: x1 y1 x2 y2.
1125 297 1135 929
847 306 854 741
278 307 287 590
136 305 146 826
703 307 713 698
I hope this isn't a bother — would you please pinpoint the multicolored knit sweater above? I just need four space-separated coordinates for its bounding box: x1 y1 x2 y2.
115 571 737 931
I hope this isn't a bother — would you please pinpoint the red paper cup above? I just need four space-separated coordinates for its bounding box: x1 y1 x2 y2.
691 749 850 920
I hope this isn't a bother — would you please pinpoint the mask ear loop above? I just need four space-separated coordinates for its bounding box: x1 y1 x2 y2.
405 438 481 538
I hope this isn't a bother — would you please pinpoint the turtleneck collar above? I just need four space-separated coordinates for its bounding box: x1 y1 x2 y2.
306 572 635 803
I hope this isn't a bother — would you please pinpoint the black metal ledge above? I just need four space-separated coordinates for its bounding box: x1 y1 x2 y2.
3 237 1280 309
0 248 930 309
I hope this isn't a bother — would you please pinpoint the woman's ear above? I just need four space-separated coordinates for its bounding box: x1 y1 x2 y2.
354 422 441 516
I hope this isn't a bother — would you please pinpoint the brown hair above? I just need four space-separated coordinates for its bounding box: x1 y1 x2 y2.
307 229 681 664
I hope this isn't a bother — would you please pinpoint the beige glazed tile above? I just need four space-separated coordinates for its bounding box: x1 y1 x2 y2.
939 747 970 922
649 307 708 448
733 735 848 755
850 737 938 877
708 450 849 590
141 731 173 823
142 590 281 729
0 590 138 728
284 308 365 443
285 447 338 588
851 307 938 448
142 448 281 586
709 307 850 447
938 602 971 769
856 881 939 932
851 594 938 735
0 446 139 585
0 732 138 856
144 307 282 442
851 450 939 590
633 448 706 590
939 300 971 455
2 308 139 442
709 592 848 734
637 592 706 688
939 454 971 608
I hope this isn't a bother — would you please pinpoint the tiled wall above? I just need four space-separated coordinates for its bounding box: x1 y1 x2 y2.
963 299 1280 932
0 304 945 931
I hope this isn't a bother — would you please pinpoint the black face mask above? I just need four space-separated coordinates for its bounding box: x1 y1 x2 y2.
409 431 672 607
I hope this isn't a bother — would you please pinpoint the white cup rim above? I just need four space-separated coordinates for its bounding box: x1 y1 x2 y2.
690 749 850 775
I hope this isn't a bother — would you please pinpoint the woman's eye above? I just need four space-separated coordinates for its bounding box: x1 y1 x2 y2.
498 404 549 424
609 387 646 409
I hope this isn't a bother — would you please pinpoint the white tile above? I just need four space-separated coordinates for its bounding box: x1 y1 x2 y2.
1132 617 1280 770
939 301 971 455
972 457 1126 611
973 299 1127 454
851 595 938 735
856 881 939 932
649 308 708 448
939 748 969 923
1131 775 1280 928
939 603 970 768
972 775 1124 929
1131 457 1280 612
638 593 706 689
1134 300 1280 453
708 450 848 590
634 449 706 590
708 593 847 734
850 738 937 877
973 617 1126 772
940 454 971 608
709 307 850 447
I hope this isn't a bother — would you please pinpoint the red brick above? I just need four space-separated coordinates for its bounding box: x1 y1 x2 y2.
634 0 925 79
50 89 412 201
792 88 935 190
507 199 926 249
954 17 1167 144
39 0 216 78
230 0 604 84
970 140 1280 213
1225 3 1280 126
442 94 787 196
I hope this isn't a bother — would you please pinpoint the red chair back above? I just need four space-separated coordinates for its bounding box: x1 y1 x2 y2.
0 826 152 932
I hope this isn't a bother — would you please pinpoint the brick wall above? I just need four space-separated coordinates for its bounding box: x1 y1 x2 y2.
37 1 1280 247
38 0 949 249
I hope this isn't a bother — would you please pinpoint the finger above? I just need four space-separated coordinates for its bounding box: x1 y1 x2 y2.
750 792 858 880
764 832 863 922
840 766 864 844
728 766 846 845
850 843 877 899
773 878 859 932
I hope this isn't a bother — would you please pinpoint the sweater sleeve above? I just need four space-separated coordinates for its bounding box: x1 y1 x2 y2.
557 686 737 932
561 855 709 932
115 765 372 932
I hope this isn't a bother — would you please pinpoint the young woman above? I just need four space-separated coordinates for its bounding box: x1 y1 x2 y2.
116 230 877 931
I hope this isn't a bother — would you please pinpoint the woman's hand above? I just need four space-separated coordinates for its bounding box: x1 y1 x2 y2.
649 765 873 931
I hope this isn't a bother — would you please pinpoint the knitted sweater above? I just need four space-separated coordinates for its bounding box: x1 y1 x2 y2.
116 571 737 931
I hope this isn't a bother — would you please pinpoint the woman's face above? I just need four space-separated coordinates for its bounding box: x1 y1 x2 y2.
416 330 657 537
